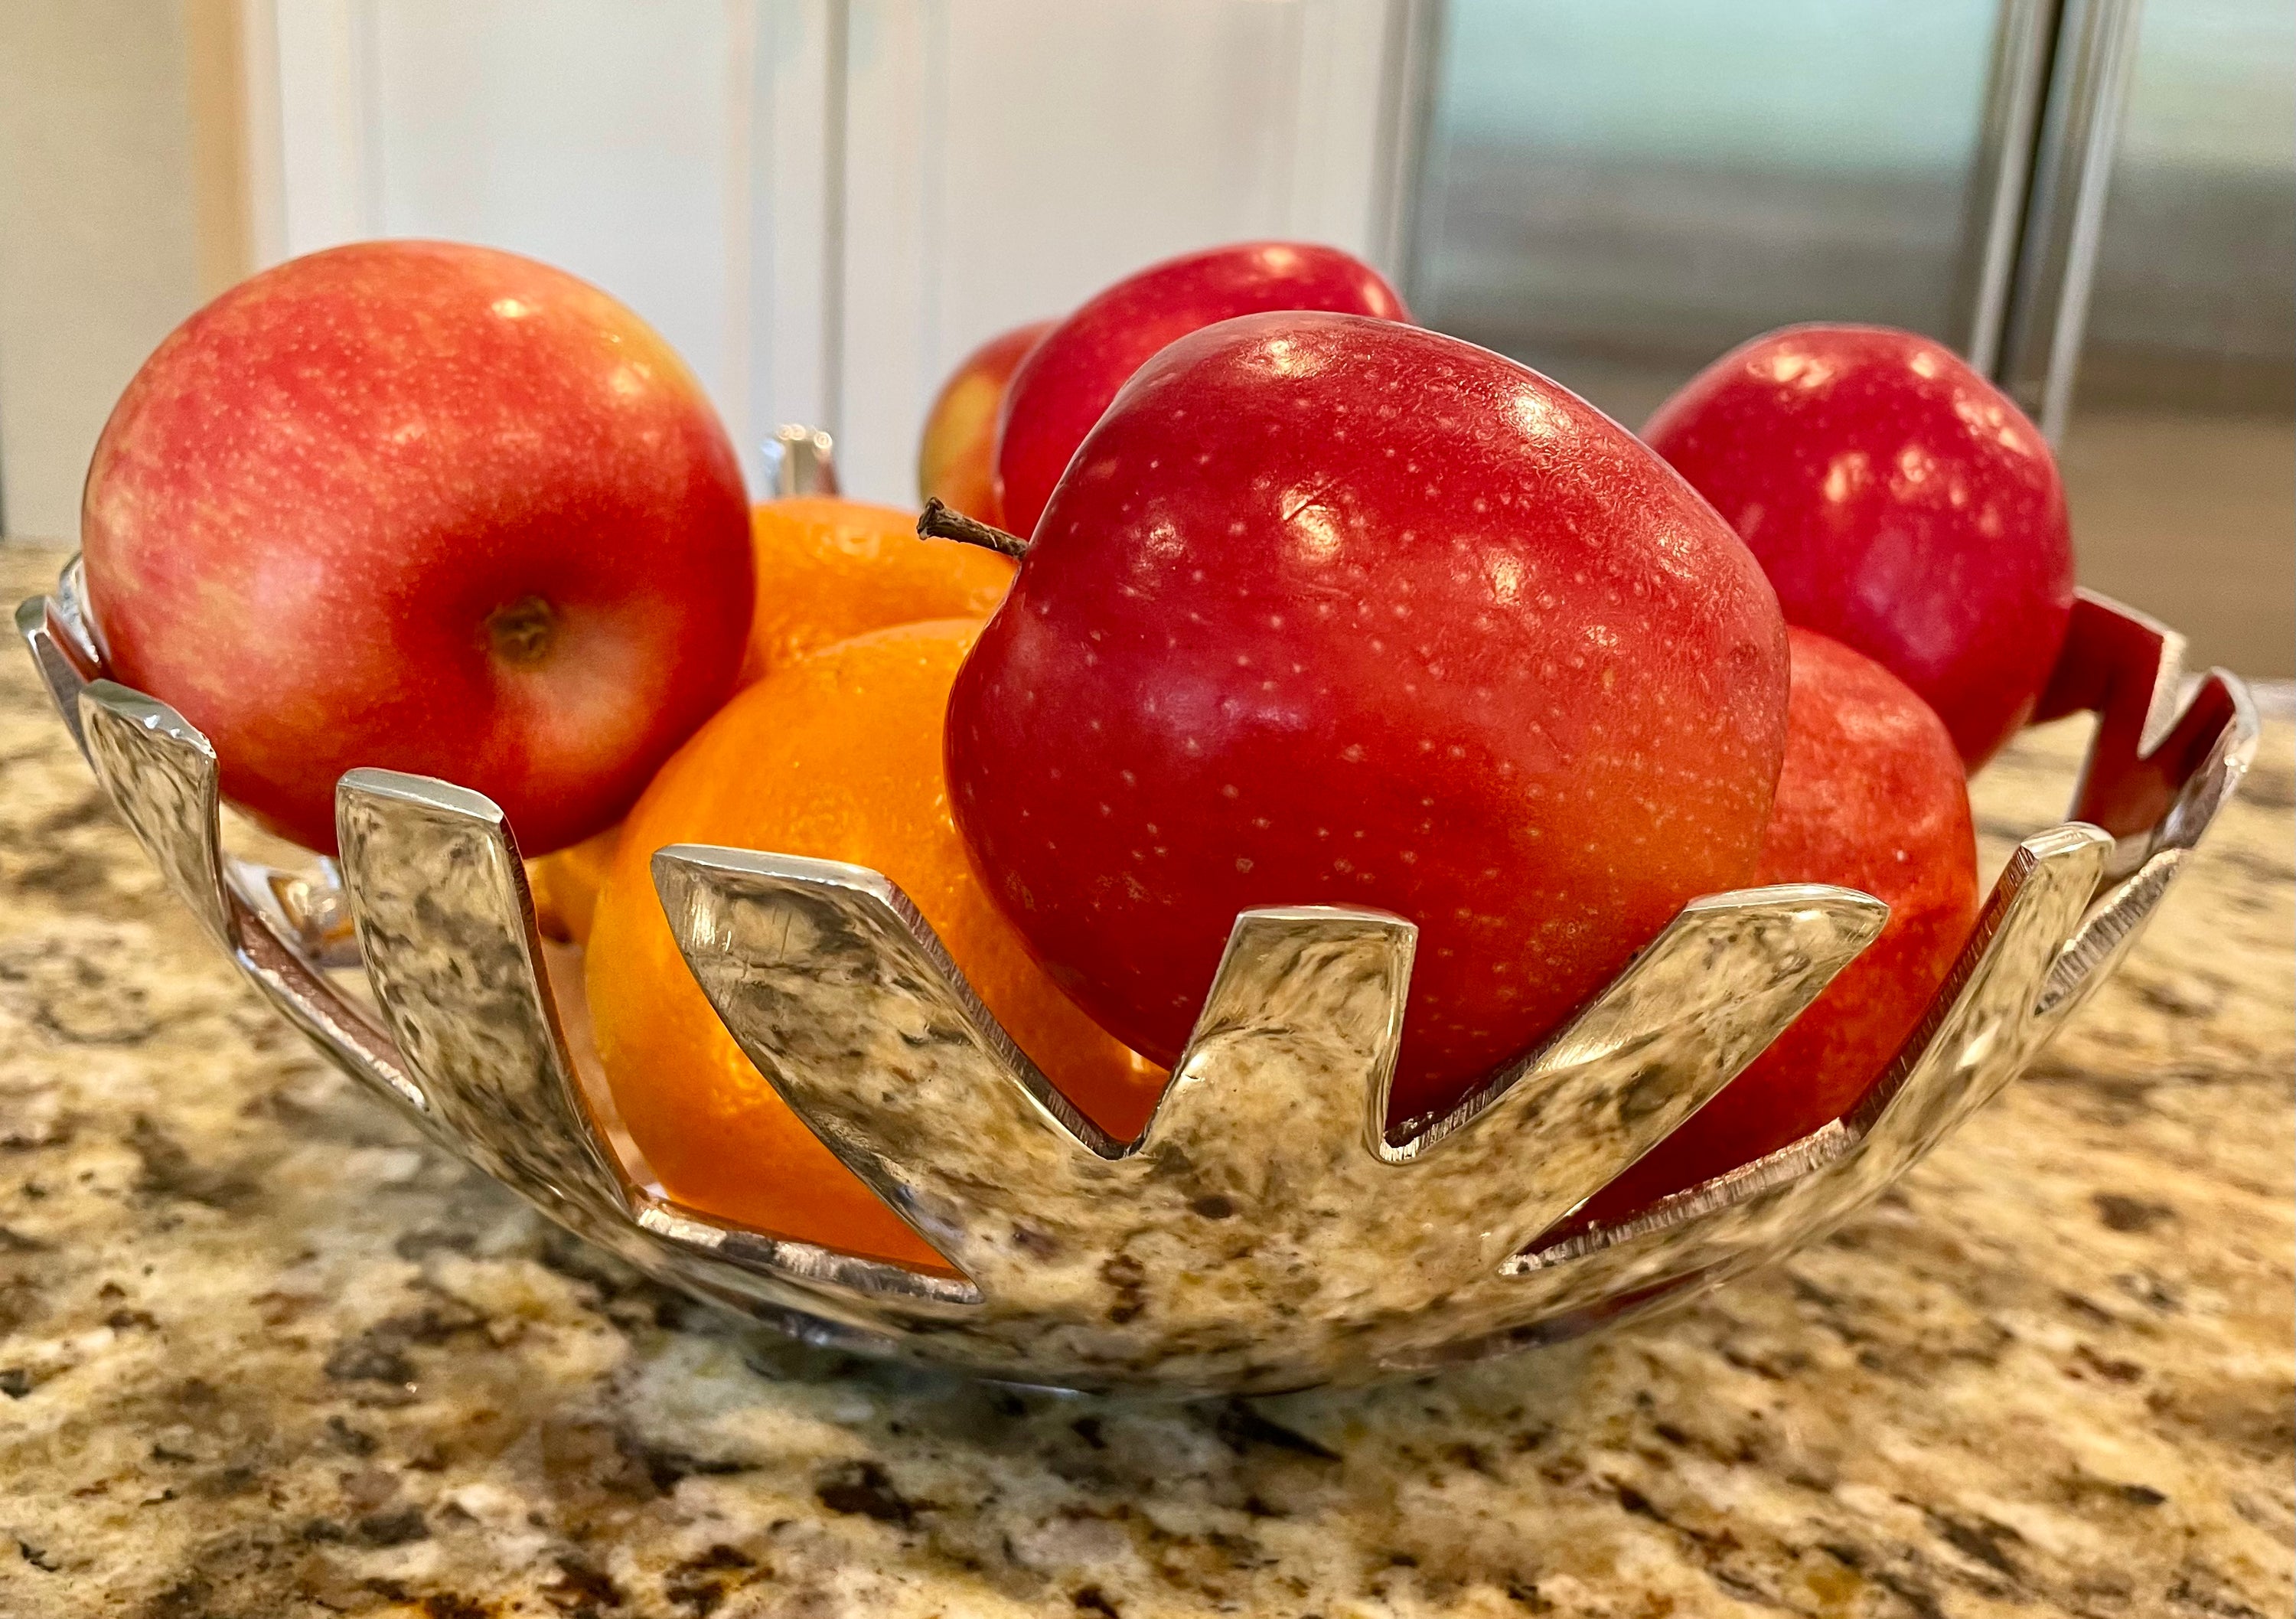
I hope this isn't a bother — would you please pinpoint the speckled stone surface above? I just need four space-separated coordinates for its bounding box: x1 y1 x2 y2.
2 543 2289 1619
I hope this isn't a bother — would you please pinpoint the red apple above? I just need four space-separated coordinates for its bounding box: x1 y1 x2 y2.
993 242 1408 539
81 240 753 857
1642 324 2075 770
947 312 1790 1125
1565 627 1979 1233
918 320 1052 528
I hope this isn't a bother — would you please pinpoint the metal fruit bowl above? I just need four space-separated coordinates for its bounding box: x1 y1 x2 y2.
17 552 2253 1396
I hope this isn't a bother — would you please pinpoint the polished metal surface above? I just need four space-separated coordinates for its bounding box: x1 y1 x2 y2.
1997 0 2147 440
1951 0 2059 374
240 858 362 971
68 675 420 1113
14 550 2255 1393
330 769 942 1343
653 850 1883 1386
1469 822 2115 1356
1372 0 1446 298
336 771 628 1222
762 424 840 498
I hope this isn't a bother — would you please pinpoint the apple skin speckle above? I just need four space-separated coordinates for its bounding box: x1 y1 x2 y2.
948 312 1791 1121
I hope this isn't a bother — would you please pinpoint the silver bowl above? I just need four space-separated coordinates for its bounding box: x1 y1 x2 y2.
17 543 2252 1395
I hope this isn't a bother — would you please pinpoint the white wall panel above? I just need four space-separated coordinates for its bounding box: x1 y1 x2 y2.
836 0 1394 501
748 1 842 448
258 0 1400 503
369 1 736 435
262 0 837 488
272 0 377 256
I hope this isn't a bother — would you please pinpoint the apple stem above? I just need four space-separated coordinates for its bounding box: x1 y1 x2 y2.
918 498 1029 560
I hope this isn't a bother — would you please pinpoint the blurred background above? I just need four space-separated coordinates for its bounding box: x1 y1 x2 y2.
1 0 2287 672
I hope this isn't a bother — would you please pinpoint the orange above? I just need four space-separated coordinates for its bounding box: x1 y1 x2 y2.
584 619 1164 1268
528 497 1013 942
528 821 618 944
740 497 1014 684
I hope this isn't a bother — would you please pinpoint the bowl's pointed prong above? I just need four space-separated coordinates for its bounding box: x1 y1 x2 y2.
653 844 1117 1284
77 681 237 951
73 681 418 1112
2040 591 2259 870
2037 684 2253 1027
2037 589 2189 762
1473 651 2258 1333
1499 824 2112 1326
18 596 93 760
16 560 103 758
49 553 102 668
1386 883 1887 1276
1129 905 1415 1200
2037 848 2183 1028
1841 822 2111 1170
2153 671 2259 858
335 775 942 1318
334 769 634 1225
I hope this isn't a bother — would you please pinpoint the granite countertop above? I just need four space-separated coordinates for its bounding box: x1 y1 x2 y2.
0 542 2288 1619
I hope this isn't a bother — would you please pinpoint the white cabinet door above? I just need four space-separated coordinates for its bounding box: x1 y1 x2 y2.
254 0 1407 503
